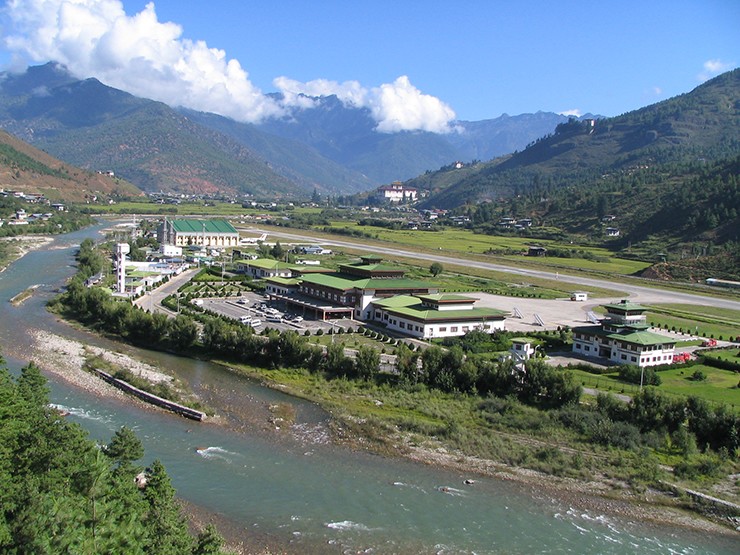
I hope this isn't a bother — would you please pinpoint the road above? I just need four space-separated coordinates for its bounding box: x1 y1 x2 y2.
252 227 740 311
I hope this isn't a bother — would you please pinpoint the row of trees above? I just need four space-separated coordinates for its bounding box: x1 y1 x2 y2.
0 357 226 554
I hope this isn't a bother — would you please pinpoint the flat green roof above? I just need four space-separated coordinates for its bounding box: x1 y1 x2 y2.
266 277 300 286
170 219 237 234
417 293 476 303
603 300 646 312
243 258 295 270
607 330 676 346
299 273 358 290
375 295 507 322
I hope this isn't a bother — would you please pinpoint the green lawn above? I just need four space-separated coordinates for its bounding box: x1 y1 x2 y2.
565 366 739 410
658 365 739 407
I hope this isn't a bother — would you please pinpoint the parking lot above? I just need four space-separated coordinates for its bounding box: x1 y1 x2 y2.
196 293 357 334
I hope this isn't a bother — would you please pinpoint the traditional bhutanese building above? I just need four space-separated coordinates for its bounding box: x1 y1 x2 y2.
157 218 239 248
571 300 676 367
370 293 507 339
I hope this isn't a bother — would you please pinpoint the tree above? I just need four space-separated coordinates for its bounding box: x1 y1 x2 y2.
143 460 193 555
104 426 144 466
354 345 380 381
193 523 226 555
429 262 443 277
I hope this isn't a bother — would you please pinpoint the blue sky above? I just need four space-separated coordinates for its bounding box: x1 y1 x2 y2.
1 0 737 131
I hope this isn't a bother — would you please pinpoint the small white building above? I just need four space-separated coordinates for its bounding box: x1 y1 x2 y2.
510 337 536 360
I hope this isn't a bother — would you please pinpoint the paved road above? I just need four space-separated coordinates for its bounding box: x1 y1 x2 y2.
251 227 740 311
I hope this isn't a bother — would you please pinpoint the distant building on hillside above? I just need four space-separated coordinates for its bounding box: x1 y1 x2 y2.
375 182 418 203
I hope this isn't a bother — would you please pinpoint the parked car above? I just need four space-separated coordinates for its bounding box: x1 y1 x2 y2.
291 316 304 323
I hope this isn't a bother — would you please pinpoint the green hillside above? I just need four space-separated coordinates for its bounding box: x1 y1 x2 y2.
412 70 739 267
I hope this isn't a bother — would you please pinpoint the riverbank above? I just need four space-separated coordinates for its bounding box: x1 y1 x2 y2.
0 235 54 272
14 325 738 548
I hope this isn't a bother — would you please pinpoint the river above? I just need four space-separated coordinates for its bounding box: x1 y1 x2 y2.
1 223 736 554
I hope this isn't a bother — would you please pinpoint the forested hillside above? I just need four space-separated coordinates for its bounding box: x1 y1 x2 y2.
411 70 739 265
0 358 226 554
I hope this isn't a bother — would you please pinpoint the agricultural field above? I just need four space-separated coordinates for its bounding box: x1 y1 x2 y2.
323 222 650 276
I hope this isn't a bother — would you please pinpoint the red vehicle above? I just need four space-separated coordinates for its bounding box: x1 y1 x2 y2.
702 339 718 347
673 352 691 363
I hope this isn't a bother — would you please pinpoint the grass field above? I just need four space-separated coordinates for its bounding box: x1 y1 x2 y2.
324 222 650 276
566 364 739 410
644 304 740 340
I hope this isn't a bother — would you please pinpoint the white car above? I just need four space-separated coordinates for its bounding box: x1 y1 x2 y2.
291 316 303 323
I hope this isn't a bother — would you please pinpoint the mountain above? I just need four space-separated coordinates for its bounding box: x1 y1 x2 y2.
0 128 141 202
0 63 600 198
414 69 740 250
179 108 375 194
253 95 593 184
0 64 309 198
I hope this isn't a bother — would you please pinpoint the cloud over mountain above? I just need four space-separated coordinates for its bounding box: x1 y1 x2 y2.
2 0 456 133
273 75 457 134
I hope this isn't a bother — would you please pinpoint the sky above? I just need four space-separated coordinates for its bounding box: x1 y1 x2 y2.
0 0 737 134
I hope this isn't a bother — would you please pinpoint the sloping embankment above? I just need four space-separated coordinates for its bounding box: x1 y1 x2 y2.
93 368 205 421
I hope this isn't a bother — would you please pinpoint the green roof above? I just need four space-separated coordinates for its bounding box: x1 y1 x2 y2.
607 330 676 346
266 277 300 286
346 263 402 273
243 258 295 271
299 273 358 290
170 219 237 234
375 295 507 322
603 300 646 312
417 293 476 303
362 278 436 290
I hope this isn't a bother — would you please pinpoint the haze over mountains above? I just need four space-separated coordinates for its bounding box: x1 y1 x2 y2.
0 63 592 198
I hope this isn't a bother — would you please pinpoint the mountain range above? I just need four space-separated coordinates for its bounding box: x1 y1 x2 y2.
0 63 590 198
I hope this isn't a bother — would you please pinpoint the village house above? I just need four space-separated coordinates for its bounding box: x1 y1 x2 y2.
571 300 676 367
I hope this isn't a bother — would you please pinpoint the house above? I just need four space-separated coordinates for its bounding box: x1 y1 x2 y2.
375 182 418 203
157 218 239 248
370 294 507 339
605 227 620 237
528 246 547 257
571 300 676 368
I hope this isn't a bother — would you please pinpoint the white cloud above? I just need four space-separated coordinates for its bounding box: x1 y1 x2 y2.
3 0 283 123
274 74 457 133
697 59 734 82
652 86 662 96
558 109 582 117
3 0 457 133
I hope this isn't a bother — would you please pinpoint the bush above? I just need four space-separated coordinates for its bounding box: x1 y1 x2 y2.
618 364 661 386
